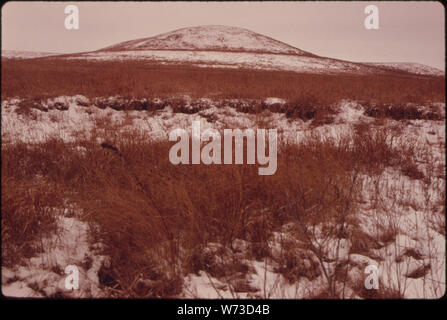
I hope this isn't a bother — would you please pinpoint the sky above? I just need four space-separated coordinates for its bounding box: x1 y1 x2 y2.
1 1 445 70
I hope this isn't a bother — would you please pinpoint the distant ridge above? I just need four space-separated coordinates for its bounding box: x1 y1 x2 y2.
362 62 444 76
1 50 60 59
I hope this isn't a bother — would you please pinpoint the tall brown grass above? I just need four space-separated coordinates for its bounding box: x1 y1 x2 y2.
1 121 427 297
2 58 445 104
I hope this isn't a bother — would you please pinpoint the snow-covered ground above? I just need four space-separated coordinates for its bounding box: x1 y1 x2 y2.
0 96 386 145
182 168 445 298
1 96 445 298
364 62 444 76
1 50 61 59
102 25 311 55
96 25 443 76
2 207 108 298
66 50 379 75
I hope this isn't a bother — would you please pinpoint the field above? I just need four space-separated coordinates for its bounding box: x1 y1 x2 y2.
2 58 445 102
1 58 445 298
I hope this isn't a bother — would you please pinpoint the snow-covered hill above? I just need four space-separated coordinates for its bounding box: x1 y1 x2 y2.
3 26 443 77
59 25 381 75
100 25 313 56
364 62 444 76
1 50 60 59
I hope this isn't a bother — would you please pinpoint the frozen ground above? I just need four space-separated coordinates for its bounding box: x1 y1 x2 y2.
1 96 445 298
101 25 312 56
1 50 61 59
67 50 385 75
2 205 109 298
363 62 444 77
1 95 358 144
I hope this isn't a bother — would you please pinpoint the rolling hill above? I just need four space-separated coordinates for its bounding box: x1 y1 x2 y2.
2 25 444 76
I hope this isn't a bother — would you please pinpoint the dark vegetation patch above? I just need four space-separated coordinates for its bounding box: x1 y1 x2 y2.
363 102 444 121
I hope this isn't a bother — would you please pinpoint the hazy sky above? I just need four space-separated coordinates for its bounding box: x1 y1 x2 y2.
1 1 445 69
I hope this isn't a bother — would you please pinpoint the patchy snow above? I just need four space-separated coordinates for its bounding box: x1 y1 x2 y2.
66 50 383 75
364 62 444 76
355 167 446 298
101 25 312 56
2 212 108 298
0 96 363 145
96 26 443 77
334 100 370 123
5 27 442 78
1 50 61 59
182 164 445 299
2 95 445 298
264 97 286 106
182 260 327 299
2 96 444 148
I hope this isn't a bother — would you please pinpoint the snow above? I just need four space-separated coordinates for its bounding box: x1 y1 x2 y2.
2 281 43 297
0 97 367 145
264 97 286 105
66 50 382 75
1 50 60 59
364 62 444 76
356 171 446 298
58 25 442 76
4 26 442 78
2 95 445 298
101 25 312 56
182 260 327 299
2 213 108 298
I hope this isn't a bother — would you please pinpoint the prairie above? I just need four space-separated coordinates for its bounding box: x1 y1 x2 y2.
1 58 445 298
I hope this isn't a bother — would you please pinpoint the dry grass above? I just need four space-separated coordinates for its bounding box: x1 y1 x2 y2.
1 121 426 297
2 57 444 297
2 58 444 104
364 102 444 121
1 175 60 267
